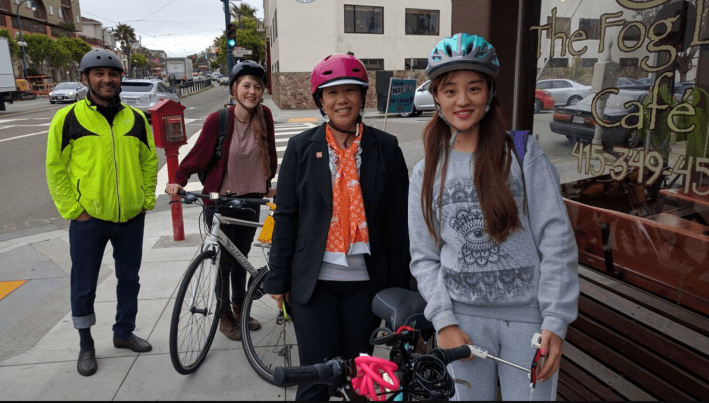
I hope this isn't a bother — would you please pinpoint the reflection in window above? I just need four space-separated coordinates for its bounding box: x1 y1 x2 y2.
578 18 600 40
546 16 571 38
619 58 639 67
548 58 569 68
405 9 439 36
581 58 597 67
360 58 384 71
405 58 428 70
344 5 383 34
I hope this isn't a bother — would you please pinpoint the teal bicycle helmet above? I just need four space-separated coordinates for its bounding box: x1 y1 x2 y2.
426 33 499 81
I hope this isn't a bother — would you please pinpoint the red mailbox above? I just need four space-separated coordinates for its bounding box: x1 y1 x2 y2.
149 99 187 241
149 99 187 148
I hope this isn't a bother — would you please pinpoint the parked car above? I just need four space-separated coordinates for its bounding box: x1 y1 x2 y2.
536 79 591 106
616 77 650 91
219 76 230 86
49 82 88 104
120 79 181 118
549 89 648 147
401 80 435 117
673 81 695 103
534 89 555 113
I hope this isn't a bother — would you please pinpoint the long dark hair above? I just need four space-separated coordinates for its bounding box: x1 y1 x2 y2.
420 72 521 244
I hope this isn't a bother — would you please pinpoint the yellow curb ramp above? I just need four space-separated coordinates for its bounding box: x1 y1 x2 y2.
0 280 26 301
288 117 318 122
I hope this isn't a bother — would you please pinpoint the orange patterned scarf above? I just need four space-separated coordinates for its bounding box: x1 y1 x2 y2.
324 124 370 266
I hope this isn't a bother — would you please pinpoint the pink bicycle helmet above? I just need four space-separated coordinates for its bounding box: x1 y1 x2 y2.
311 53 368 97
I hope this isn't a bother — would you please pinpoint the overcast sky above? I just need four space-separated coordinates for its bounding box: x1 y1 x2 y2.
79 0 265 57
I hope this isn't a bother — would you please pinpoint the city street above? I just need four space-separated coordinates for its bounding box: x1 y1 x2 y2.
0 86 579 243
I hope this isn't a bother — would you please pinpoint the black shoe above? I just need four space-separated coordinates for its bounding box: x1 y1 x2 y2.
77 350 97 377
113 334 153 353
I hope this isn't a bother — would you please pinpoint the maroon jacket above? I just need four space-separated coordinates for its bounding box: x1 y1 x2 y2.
174 105 277 195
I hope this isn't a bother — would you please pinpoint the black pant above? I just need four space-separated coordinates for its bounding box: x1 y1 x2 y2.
69 213 145 339
205 195 260 311
291 280 380 401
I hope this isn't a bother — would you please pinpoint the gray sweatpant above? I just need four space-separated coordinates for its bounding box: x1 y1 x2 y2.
446 316 558 401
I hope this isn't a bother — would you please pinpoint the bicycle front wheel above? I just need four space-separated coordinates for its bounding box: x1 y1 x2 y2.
169 250 222 375
241 268 299 384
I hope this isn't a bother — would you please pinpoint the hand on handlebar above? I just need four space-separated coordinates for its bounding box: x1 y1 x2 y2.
437 325 473 362
270 292 290 311
165 183 184 197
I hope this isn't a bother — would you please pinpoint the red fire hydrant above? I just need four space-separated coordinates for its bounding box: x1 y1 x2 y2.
149 99 188 241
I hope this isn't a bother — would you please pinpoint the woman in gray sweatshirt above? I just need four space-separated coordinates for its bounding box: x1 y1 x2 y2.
409 34 579 401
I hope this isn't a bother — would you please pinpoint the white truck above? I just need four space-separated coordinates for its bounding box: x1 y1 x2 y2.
165 57 193 84
0 37 18 111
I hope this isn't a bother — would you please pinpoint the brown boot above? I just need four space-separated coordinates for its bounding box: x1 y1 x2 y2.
219 311 241 341
232 303 261 331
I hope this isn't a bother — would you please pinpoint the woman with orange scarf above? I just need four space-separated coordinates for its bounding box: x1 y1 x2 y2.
265 54 411 401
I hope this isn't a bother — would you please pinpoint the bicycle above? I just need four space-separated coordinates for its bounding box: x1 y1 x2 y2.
273 287 545 401
168 190 299 381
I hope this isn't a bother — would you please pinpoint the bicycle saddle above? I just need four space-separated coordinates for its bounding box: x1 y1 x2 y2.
372 287 433 331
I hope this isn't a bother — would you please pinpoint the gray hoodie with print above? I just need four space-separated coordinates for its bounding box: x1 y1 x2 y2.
408 136 579 339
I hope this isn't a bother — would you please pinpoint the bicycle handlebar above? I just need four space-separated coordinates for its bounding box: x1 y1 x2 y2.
176 189 270 205
273 359 344 387
273 345 474 388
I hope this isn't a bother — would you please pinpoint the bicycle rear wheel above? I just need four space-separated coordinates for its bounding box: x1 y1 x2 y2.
241 268 299 385
169 250 222 374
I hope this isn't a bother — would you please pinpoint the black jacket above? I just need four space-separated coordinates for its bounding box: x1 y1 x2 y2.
265 123 411 304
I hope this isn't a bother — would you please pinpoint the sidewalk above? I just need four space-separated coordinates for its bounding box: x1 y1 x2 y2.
0 206 295 400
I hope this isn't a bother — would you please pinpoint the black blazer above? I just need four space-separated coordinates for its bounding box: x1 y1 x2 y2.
265 123 411 305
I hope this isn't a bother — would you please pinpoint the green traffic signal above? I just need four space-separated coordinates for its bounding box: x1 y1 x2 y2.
226 23 236 48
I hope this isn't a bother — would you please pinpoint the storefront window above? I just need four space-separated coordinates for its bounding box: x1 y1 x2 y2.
532 0 709 316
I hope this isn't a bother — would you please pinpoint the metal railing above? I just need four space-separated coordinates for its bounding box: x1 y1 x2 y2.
170 79 213 98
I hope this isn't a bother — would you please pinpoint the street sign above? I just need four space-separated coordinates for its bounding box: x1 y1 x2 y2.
232 48 253 57
387 78 417 114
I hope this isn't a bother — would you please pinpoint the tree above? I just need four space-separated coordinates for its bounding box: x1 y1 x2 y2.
131 54 147 69
57 37 91 80
0 29 21 58
213 34 227 71
229 3 265 64
24 33 71 76
115 23 136 77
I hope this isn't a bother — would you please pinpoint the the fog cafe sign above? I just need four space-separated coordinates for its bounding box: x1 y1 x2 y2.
531 0 709 134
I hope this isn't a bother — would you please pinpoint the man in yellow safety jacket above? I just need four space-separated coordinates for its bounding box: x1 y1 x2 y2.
46 48 158 377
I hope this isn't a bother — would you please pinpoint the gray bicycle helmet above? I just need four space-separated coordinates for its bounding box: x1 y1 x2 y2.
426 33 499 81
79 48 124 74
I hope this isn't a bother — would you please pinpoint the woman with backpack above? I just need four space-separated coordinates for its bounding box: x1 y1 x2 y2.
408 34 580 400
264 53 411 401
165 60 277 341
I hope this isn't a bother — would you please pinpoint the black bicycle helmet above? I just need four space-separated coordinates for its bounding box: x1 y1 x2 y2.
229 60 267 89
79 48 124 74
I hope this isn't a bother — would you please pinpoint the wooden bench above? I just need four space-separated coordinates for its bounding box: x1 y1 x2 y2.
557 266 709 400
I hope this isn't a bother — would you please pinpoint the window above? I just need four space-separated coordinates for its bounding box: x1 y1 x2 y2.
581 58 597 67
58 8 61 18
546 16 571 38
619 57 638 67
405 58 428 70
548 58 569 68
578 18 600 40
405 9 439 36
49 6 53 15
360 58 384 71
344 5 383 34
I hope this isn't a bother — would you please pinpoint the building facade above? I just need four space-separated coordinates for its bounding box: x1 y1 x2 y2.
263 0 451 108
0 0 82 38
80 17 116 49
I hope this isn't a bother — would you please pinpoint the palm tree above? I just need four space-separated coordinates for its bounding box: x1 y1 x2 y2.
231 2 258 25
115 23 136 77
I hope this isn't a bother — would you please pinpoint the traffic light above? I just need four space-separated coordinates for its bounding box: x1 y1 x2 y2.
215 48 220 55
226 23 236 48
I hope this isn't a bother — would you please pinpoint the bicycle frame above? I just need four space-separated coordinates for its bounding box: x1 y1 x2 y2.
190 209 270 313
